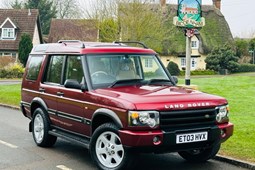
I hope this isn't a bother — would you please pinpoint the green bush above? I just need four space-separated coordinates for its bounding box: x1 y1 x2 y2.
234 64 255 73
167 61 180 76
0 63 24 78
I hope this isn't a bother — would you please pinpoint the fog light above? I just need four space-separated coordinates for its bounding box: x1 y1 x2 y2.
153 136 161 145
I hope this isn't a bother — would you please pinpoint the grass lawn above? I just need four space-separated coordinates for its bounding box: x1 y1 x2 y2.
179 75 255 163
0 75 254 162
0 84 21 106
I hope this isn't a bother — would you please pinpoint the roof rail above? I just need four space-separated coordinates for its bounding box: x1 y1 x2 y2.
113 41 148 49
58 40 85 48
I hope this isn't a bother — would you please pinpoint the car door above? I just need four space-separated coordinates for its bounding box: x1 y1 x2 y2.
56 55 90 136
40 55 65 127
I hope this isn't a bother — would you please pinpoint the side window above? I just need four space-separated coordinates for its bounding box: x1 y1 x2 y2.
26 56 43 80
45 55 64 84
65 56 83 83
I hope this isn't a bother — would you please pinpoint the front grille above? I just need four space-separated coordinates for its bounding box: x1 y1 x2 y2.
160 108 216 130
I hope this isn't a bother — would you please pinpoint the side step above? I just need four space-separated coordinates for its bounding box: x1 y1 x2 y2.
49 129 90 149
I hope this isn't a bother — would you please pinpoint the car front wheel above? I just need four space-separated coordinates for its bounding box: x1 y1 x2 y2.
90 123 134 170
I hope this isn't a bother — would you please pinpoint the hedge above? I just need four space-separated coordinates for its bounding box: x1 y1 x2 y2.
180 70 216 76
234 64 255 73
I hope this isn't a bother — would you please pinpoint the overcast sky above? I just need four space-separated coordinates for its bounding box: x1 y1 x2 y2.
0 0 254 38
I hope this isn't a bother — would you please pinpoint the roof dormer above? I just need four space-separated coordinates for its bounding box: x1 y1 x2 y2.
0 17 18 40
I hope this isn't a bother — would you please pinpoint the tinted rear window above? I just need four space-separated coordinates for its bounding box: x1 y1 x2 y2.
26 56 43 80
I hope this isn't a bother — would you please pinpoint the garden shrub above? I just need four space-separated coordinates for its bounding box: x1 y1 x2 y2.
0 62 24 78
167 61 180 76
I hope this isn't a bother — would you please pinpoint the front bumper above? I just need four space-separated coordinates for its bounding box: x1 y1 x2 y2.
119 122 233 152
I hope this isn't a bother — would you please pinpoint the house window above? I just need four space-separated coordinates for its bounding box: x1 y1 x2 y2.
2 28 15 39
145 58 153 68
181 58 186 67
191 40 198 49
180 58 197 70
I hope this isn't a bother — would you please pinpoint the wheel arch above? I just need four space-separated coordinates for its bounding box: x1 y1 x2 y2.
29 97 48 132
91 108 123 134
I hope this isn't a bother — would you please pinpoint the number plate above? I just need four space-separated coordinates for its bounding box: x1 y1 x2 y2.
176 132 208 144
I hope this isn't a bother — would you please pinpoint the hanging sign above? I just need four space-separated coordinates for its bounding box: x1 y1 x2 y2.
173 0 205 28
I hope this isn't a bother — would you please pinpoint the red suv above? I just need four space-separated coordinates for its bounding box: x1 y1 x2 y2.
21 41 233 170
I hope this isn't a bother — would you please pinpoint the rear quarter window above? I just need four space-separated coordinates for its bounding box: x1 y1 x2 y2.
26 56 43 80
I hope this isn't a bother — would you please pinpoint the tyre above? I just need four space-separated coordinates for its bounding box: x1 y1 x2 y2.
32 108 57 147
178 143 221 162
89 123 134 170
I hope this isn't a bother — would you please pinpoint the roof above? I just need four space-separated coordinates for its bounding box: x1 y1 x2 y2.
162 5 234 55
31 41 156 54
47 19 98 43
0 9 42 51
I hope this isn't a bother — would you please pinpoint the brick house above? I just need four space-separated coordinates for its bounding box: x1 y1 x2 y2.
0 9 43 61
48 19 98 43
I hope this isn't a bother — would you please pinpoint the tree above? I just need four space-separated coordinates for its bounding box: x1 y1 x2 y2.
11 0 23 9
82 0 164 52
25 0 57 35
205 44 239 73
235 38 249 58
249 38 255 64
18 33 33 67
53 0 80 19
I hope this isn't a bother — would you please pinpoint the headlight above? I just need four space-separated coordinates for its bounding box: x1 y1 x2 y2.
128 111 159 128
216 105 229 123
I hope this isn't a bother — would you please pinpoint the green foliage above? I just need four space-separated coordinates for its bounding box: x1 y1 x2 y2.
166 61 180 76
205 44 239 73
18 33 33 67
118 1 164 53
25 0 57 34
234 64 255 73
235 38 249 57
249 38 255 51
11 0 23 9
99 18 119 42
0 63 24 78
180 69 216 76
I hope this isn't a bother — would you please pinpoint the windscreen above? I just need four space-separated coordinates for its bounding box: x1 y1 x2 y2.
87 54 169 88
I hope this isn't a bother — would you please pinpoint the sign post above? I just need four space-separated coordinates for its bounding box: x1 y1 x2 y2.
173 0 205 85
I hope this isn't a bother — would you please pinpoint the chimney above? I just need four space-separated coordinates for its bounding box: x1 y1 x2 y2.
213 0 221 10
28 9 31 16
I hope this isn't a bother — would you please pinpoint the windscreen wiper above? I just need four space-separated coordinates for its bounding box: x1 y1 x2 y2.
109 79 143 88
146 79 173 85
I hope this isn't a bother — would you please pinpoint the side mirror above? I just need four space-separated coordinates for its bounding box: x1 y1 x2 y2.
172 76 178 84
64 79 81 90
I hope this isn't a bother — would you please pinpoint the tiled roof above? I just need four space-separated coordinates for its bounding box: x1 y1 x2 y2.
48 19 98 43
0 9 41 51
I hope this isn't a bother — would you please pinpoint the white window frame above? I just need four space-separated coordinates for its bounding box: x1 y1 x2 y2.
191 40 199 49
180 58 197 70
1 28 15 39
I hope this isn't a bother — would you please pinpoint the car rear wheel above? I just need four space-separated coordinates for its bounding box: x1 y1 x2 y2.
178 143 221 162
32 108 57 147
90 123 134 170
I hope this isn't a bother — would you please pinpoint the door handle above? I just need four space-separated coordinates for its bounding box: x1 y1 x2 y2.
57 92 64 96
39 87 45 92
